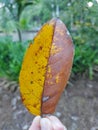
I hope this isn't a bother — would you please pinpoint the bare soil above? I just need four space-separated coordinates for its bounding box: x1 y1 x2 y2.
0 77 98 130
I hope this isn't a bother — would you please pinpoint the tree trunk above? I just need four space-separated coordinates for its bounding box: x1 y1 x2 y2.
17 28 22 42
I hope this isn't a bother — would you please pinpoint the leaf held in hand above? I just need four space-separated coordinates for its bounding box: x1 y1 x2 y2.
19 18 74 116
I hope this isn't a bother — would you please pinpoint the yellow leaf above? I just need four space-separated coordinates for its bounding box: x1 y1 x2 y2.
19 18 74 115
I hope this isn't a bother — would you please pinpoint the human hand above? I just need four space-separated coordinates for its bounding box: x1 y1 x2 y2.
29 115 67 130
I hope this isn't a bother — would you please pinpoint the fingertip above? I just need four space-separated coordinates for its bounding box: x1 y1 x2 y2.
29 116 41 130
33 116 41 124
47 115 67 130
40 118 53 130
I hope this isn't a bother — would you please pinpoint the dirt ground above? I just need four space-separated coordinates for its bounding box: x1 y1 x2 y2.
0 77 98 130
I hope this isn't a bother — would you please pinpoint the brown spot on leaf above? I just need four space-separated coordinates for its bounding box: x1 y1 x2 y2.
21 97 25 102
35 53 37 56
35 61 38 64
42 65 45 69
30 81 33 84
39 46 43 50
33 104 37 108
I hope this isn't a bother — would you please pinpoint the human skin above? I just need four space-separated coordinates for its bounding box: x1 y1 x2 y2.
29 115 67 130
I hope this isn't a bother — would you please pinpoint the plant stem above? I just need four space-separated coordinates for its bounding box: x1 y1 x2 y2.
17 28 22 42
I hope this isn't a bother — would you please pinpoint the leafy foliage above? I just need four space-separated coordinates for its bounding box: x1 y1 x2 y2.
73 43 98 78
72 17 98 79
0 36 29 80
0 0 40 41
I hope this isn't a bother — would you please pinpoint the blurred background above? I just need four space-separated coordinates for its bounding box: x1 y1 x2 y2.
0 0 98 130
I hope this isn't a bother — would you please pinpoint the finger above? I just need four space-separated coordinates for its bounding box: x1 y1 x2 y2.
40 118 54 130
48 116 67 130
29 116 41 130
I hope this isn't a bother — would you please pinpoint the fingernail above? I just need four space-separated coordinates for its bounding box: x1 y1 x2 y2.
40 118 51 130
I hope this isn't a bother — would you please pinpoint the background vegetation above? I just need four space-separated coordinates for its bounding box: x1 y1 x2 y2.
0 0 98 81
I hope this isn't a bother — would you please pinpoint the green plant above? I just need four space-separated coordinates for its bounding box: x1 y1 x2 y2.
0 36 29 81
0 0 40 41
72 39 98 79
